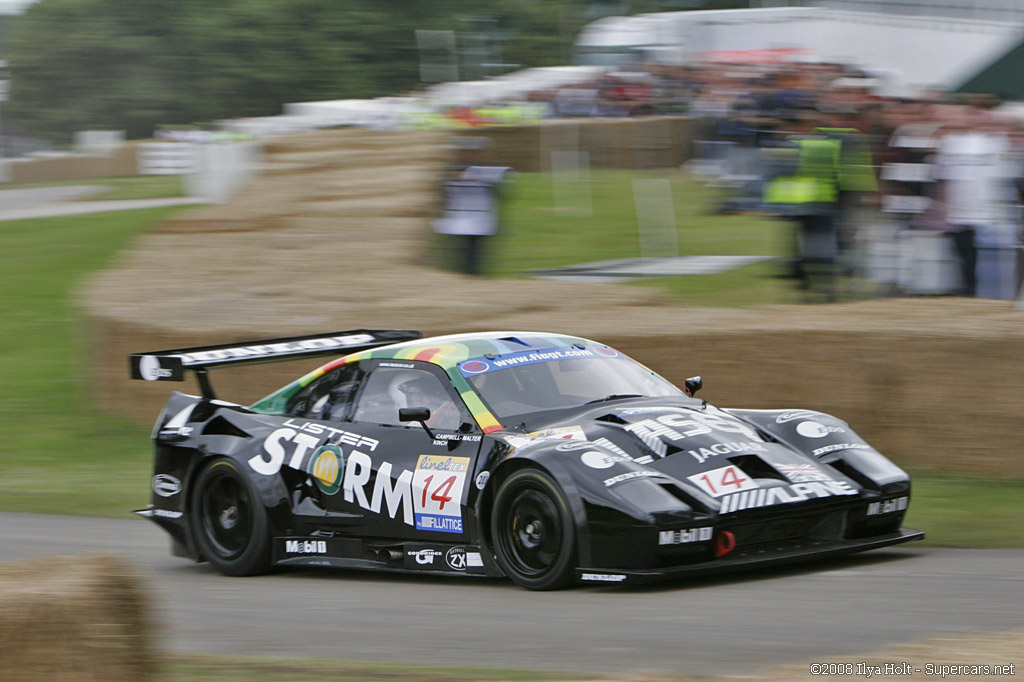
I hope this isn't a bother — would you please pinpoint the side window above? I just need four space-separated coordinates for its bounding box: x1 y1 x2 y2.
352 367 462 430
287 364 360 421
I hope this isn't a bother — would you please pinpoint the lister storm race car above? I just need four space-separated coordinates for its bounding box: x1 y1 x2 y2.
132 329 923 590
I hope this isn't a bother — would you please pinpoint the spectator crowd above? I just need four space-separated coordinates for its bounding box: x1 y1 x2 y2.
451 59 1024 301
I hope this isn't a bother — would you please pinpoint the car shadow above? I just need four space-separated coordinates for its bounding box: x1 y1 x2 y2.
592 548 932 594
170 547 930 593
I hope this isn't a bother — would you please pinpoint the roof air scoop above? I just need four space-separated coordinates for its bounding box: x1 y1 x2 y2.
498 336 532 347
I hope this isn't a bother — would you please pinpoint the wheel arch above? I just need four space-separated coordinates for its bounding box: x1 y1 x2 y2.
187 454 279 576
181 445 293 562
477 451 593 572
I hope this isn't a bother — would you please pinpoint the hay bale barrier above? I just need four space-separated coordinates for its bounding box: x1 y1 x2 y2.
81 127 1024 478
0 555 154 681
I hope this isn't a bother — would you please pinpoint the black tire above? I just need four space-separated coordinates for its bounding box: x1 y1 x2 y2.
190 458 271 576
491 468 577 590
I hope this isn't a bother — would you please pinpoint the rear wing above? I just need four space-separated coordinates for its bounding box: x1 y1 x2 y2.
130 329 420 399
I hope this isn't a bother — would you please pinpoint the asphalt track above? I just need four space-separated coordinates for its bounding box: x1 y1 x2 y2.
1 512 1021 676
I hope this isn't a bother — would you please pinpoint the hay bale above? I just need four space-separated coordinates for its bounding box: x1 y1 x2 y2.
0 555 154 682
7 144 139 184
630 117 677 169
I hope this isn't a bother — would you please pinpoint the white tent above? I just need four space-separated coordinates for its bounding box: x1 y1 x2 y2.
574 6 1024 98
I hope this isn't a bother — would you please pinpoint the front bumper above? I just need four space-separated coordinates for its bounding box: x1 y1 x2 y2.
576 526 924 585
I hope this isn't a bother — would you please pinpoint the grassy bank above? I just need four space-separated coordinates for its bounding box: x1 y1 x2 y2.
0 177 1019 548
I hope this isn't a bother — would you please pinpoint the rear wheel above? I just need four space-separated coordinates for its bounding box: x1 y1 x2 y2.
191 458 271 576
491 468 576 590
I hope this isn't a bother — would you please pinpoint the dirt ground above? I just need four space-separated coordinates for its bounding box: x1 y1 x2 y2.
607 629 1023 681
82 127 1024 476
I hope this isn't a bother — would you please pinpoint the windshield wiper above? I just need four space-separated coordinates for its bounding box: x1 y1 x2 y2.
585 394 643 405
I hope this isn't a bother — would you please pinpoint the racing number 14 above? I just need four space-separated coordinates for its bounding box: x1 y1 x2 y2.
413 455 470 534
421 474 457 510
689 465 759 498
700 466 746 494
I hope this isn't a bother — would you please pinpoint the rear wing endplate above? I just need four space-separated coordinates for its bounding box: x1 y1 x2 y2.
130 329 420 399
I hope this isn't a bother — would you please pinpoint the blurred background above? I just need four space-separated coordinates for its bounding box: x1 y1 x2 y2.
3 0 1024 300
1 1 1023 680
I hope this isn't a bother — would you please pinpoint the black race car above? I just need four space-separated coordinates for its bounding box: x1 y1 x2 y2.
131 329 922 590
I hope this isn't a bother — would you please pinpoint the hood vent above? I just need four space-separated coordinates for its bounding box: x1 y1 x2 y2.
821 455 879 491
727 455 789 483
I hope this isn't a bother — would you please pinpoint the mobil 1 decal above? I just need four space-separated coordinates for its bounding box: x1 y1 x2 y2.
413 455 470 534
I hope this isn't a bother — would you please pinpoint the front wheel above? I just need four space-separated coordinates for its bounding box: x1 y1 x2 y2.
491 468 577 590
190 458 271 576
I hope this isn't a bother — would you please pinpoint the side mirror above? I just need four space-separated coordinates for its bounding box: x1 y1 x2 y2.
399 407 430 422
684 376 703 396
399 407 434 439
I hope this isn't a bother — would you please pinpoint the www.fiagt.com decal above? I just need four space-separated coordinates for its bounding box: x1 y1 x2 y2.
458 347 612 377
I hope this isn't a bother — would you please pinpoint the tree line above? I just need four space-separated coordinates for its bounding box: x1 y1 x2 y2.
2 0 751 144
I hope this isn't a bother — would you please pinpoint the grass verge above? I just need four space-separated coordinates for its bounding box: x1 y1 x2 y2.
441 169 899 306
2 174 185 200
436 169 805 307
904 472 1024 548
82 174 186 200
0 205 190 517
158 655 576 682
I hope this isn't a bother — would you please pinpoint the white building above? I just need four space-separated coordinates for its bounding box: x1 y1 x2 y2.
573 3 1024 98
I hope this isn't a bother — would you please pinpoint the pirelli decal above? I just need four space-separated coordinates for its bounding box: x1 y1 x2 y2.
719 480 857 514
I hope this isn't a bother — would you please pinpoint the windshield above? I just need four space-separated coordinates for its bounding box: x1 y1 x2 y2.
459 347 682 420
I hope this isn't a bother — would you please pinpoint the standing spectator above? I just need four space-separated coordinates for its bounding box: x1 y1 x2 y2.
762 108 878 299
433 139 514 276
933 122 1018 296
815 109 879 262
